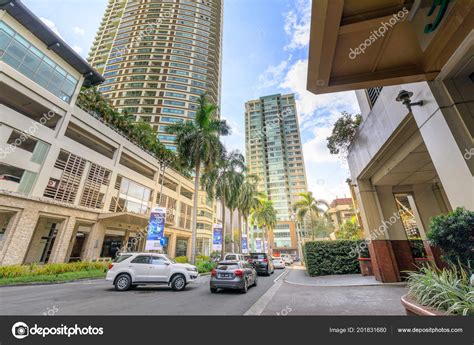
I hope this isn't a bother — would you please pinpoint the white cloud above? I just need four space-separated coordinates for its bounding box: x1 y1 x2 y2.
257 57 290 89
280 59 359 121
40 17 63 39
72 45 83 54
73 26 86 36
283 0 311 50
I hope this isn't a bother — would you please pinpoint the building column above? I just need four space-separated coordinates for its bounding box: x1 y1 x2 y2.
376 186 415 275
356 180 401 283
49 216 77 263
411 184 448 268
0 209 39 266
168 233 177 257
412 86 473 210
82 222 107 261
186 236 192 260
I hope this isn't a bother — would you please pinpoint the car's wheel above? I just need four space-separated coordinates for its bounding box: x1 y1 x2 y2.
210 287 218 293
114 274 131 291
241 279 248 293
170 274 186 291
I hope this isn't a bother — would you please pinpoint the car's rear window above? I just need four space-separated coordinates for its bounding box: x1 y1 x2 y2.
250 254 266 259
217 263 239 270
225 255 237 260
112 254 132 263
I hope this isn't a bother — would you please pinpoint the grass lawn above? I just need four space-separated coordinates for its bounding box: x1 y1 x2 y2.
0 269 106 286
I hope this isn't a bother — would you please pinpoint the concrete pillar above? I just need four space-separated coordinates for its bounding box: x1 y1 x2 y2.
376 186 415 274
411 86 473 210
356 180 400 282
186 236 192 260
49 216 76 263
412 184 448 268
168 233 177 257
82 222 107 261
1 209 39 265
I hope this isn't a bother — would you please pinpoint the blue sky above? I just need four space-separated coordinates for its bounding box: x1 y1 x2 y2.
23 0 360 202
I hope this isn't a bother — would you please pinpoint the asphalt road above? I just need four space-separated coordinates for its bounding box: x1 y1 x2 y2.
0 269 288 316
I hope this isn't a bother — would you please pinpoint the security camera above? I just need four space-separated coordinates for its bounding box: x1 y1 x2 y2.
396 90 424 111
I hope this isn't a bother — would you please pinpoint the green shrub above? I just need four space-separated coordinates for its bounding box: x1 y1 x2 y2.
407 264 473 315
174 256 188 263
195 260 216 273
195 255 211 262
0 262 108 279
304 240 364 276
409 239 426 258
428 207 473 268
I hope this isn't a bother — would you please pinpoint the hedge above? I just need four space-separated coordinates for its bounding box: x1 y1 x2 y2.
0 262 108 279
304 240 365 276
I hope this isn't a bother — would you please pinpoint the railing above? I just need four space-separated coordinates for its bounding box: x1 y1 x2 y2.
367 87 383 108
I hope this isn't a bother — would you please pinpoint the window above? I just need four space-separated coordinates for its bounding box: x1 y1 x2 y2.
131 255 151 264
112 254 132 263
0 21 78 102
151 256 167 265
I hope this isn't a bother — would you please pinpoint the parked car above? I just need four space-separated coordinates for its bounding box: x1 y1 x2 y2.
272 257 286 269
281 254 293 266
106 253 198 291
223 253 246 261
247 253 274 276
210 261 257 293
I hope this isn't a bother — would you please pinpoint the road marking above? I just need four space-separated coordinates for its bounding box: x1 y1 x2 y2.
244 269 290 316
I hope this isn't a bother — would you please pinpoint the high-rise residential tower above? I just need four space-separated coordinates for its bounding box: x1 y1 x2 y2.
245 94 308 256
88 0 223 152
88 0 224 255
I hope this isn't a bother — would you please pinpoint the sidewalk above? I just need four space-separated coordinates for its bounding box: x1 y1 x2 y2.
284 265 406 287
256 267 408 315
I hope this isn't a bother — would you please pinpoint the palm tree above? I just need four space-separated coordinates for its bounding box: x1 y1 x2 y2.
201 150 245 257
292 192 329 240
250 196 277 254
237 175 259 253
167 94 230 263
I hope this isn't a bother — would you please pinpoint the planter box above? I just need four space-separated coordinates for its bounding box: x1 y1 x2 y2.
400 294 451 316
358 258 373 276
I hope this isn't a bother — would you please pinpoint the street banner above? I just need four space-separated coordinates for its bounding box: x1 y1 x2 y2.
145 206 166 251
212 223 223 250
242 236 248 254
255 238 262 252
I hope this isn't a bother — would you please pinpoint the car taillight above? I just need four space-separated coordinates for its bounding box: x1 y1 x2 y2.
248 259 253 263
234 269 243 277
108 263 114 270
262 258 268 263
211 269 217 277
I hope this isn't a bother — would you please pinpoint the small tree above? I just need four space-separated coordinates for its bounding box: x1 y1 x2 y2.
428 207 473 269
327 111 362 155
337 217 363 240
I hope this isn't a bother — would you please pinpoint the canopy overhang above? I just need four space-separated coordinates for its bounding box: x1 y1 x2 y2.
307 0 474 94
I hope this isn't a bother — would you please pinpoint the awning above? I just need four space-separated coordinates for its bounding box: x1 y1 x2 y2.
98 212 149 228
307 0 474 94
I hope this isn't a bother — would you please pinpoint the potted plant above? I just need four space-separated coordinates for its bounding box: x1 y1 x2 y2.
357 243 373 276
401 207 474 315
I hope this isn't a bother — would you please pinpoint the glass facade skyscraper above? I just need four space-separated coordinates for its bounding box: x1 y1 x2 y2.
88 0 223 152
245 94 308 253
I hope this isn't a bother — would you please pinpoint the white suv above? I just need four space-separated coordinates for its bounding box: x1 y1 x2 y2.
106 253 198 291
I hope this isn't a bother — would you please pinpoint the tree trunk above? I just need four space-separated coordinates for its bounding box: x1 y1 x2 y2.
238 210 242 253
262 225 267 254
220 199 226 258
310 213 315 241
190 162 200 264
230 209 234 253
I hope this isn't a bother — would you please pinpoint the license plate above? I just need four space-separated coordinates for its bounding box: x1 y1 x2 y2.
219 273 230 278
